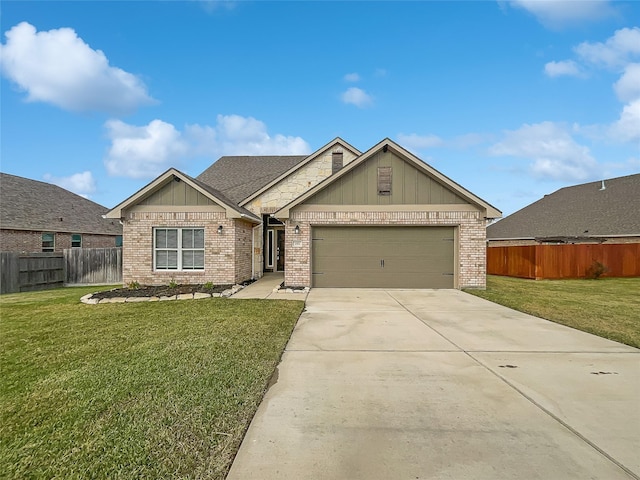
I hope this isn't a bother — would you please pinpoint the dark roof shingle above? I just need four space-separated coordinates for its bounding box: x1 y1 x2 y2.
487 174 640 240
196 155 307 204
0 173 122 235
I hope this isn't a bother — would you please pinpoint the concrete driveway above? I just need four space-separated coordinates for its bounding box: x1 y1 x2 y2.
227 289 640 480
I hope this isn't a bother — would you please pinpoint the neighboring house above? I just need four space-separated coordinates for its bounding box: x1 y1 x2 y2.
106 137 501 289
0 173 123 253
487 173 640 246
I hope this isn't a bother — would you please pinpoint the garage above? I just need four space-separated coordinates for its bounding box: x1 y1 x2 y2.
311 226 455 288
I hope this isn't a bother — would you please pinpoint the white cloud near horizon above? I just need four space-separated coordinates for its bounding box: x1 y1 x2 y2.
614 63 640 103
43 171 97 198
507 0 617 28
104 114 311 179
544 60 582 77
341 87 373 108
0 22 155 114
489 121 600 181
575 27 640 69
397 133 444 151
344 72 360 82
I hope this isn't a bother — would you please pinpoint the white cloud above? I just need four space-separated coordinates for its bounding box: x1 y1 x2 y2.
508 0 616 28
0 22 154 114
544 60 582 77
104 115 311 178
344 73 360 82
489 121 599 181
613 63 640 103
341 87 373 108
574 27 640 69
608 99 640 143
43 171 97 198
397 133 443 150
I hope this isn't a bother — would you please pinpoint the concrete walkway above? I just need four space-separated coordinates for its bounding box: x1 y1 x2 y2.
227 288 640 480
232 272 308 300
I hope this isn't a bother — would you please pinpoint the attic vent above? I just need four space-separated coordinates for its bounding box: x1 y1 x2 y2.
377 166 392 196
332 152 344 174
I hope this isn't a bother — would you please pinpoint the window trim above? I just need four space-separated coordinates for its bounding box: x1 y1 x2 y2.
42 232 55 252
153 227 205 271
71 234 82 248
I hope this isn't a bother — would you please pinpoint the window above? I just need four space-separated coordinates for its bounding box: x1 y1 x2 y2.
42 233 55 252
115 236 123 247
71 234 82 248
332 152 344 174
154 228 204 270
377 166 392 195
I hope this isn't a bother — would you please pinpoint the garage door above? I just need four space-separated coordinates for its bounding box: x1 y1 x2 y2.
312 226 455 288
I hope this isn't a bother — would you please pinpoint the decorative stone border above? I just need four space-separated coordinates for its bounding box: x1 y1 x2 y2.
81 284 245 305
272 283 310 294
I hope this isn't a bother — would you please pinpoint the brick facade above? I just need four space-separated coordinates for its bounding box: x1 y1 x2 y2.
284 209 487 289
0 229 119 253
121 211 253 286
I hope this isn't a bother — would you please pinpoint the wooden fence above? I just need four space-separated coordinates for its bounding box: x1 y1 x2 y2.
1 252 65 294
487 243 640 279
64 247 122 285
1 248 123 294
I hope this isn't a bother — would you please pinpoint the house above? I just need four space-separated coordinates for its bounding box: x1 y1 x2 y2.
487 173 640 246
106 137 501 289
0 173 123 253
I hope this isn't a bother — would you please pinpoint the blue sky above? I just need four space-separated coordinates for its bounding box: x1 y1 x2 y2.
1 0 638 216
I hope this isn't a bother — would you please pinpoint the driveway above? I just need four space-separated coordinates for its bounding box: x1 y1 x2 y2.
227 289 640 480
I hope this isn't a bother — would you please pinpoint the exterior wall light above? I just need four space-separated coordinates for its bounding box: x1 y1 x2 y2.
217 225 223 234
294 225 300 235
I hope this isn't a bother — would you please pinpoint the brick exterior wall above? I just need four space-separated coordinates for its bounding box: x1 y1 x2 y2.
122 211 253 286
284 209 487 289
0 229 119 253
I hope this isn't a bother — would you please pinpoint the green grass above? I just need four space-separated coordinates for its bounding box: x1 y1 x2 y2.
0 286 304 479
465 276 640 348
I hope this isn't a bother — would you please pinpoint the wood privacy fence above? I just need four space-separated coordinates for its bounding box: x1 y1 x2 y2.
1 248 122 294
64 247 122 285
487 243 640 279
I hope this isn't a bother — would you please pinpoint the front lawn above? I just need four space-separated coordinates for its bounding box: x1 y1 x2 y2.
465 276 640 348
0 286 304 479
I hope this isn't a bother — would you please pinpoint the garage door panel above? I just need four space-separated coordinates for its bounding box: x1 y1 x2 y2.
312 226 455 288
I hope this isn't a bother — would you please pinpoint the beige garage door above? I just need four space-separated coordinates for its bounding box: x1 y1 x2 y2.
312 226 455 288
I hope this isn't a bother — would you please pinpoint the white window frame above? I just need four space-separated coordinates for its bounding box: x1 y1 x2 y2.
153 227 205 271
71 234 82 248
42 232 55 252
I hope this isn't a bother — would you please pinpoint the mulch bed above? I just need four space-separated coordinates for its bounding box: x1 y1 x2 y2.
90 284 234 299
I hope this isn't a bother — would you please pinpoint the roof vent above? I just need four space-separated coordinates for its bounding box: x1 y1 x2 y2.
599 180 606 191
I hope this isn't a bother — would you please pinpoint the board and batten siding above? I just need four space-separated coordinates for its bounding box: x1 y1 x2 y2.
304 150 468 206
137 179 218 207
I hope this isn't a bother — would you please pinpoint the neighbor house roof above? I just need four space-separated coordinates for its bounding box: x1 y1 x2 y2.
275 138 502 219
487 173 640 241
0 172 122 235
105 169 261 222
197 155 307 204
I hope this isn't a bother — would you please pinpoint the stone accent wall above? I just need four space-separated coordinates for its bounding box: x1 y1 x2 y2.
245 148 358 215
284 209 487 289
0 229 118 253
122 211 252 286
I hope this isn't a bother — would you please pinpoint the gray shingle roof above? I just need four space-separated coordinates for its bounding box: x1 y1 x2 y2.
487 173 640 240
196 156 307 204
0 173 122 235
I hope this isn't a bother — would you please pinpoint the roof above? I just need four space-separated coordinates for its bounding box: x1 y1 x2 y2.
275 138 502 219
197 155 307 204
487 173 640 240
105 169 261 222
0 173 122 235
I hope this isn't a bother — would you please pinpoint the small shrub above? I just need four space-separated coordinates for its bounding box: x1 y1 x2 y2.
127 281 141 290
168 279 178 289
203 281 214 290
586 261 609 279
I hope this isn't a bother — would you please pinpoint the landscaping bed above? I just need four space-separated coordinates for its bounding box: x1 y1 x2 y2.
90 283 234 299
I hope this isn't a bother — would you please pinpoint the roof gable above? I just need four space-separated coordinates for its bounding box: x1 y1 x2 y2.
487 174 640 240
238 137 361 206
0 172 122 235
105 169 260 222
275 138 501 218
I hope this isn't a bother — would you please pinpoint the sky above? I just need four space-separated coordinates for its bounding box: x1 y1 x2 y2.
1 0 638 217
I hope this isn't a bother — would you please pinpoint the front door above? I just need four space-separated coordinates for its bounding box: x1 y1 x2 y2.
276 230 285 271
